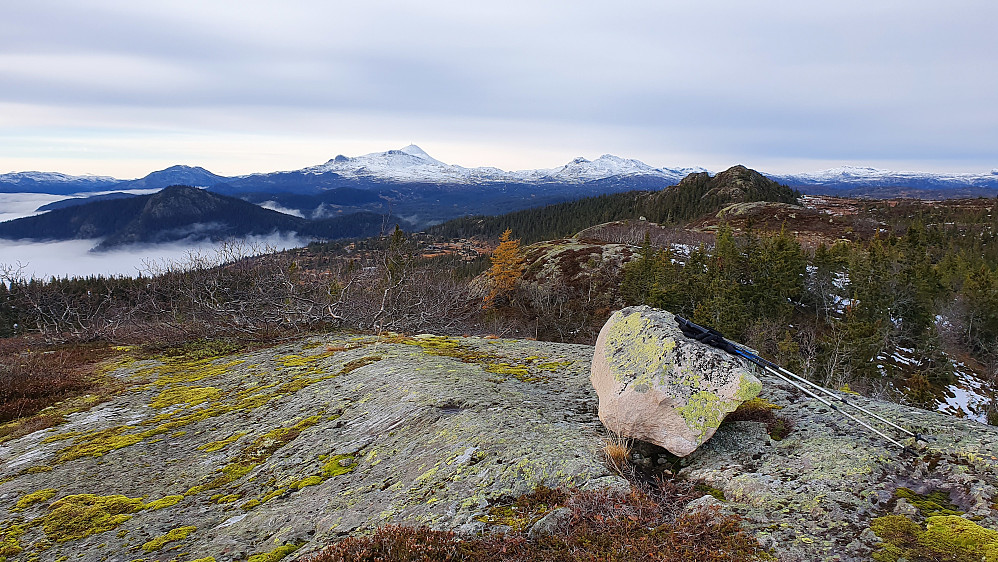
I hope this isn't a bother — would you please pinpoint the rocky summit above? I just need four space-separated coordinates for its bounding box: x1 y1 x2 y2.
591 306 762 456
0 333 997 562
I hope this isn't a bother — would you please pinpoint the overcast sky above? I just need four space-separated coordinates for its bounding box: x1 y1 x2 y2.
2 0 996 178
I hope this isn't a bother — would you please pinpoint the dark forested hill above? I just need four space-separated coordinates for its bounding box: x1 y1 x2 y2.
428 165 801 243
0 185 411 249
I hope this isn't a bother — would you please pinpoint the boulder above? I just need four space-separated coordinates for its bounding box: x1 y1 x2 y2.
591 306 762 456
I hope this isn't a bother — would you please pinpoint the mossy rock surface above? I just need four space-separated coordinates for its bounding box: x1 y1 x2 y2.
0 333 996 562
0 335 605 561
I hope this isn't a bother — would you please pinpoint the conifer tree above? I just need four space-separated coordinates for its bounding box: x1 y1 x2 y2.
483 229 525 309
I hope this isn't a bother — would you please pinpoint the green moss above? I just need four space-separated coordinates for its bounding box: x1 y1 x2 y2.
736 397 782 411
247 543 300 562
534 360 573 372
895 487 964 517
242 487 288 511
215 493 242 504
477 486 567 533
695 483 726 501
143 495 184 511
871 514 998 562
189 558 217 562
14 488 57 511
24 466 53 474
291 476 323 490
148 385 220 409
288 454 357 491
141 525 196 552
56 426 144 462
322 454 357 477
199 431 247 453
40 494 145 542
144 358 245 386
0 523 25 556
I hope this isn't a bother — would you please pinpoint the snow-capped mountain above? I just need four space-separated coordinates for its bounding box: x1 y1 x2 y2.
516 154 706 184
0 171 119 194
301 145 701 185
3 146 995 199
118 165 229 189
771 166 998 190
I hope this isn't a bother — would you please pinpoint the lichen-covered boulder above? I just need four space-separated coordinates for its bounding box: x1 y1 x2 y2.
591 306 761 456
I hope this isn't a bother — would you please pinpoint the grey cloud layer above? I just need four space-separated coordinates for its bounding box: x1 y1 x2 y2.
1 0 996 170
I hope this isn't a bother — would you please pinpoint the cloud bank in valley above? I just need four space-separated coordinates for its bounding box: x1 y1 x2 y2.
0 233 309 281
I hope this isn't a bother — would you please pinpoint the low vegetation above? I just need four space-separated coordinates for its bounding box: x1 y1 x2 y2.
307 481 767 562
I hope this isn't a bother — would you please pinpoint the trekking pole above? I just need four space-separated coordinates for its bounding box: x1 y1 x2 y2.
675 315 916 451
732 346 926 442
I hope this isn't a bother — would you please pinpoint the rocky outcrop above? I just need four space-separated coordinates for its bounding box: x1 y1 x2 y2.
0 332 996 562
0 335 610 561
591 306 762 456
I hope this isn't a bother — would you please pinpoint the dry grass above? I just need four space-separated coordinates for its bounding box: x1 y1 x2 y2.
725 398 795 441
602 433 633 476
0 336 122 442
305 480 766 562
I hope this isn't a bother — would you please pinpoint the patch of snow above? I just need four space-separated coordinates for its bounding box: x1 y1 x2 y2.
938 366 990 423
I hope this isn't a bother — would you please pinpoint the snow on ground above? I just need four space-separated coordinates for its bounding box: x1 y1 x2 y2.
939 361 991 424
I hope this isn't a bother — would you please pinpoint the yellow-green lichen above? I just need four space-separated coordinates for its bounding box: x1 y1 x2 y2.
40 494 145 542
677 391 727 438
733 374 763 402
534 360 573 372
187 415 322 496
143 495 184 511
241 488 287 511
871 514 998 562
143 359 244 387
141 525 196 552
604 312 671 385
148 385 220 409
0 524 25 556
14 489 57 511
247 543 300 562
214 494 241 504
56 426 144 462
289 454 357 491
199 432 247 453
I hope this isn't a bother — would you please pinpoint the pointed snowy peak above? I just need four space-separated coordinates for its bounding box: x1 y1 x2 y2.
399 144 439 163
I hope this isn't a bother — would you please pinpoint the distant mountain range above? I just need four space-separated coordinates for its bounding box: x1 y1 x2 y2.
1 146 996 249
3 145 996 200
771 166 998 198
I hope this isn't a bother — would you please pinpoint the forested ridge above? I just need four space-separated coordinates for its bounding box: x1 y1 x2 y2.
429 165 801 244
